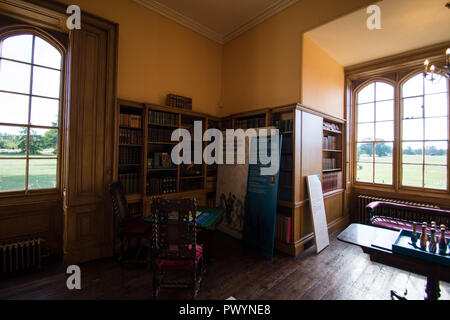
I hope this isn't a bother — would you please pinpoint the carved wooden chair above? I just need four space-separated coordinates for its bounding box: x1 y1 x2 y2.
109 182 151 268
150 197 205 299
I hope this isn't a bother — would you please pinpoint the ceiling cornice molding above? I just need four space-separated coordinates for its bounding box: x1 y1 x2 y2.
223 0 299 43
132 0 299 44
132 0 224 43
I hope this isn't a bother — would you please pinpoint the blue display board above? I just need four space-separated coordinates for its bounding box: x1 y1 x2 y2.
243 134 282 259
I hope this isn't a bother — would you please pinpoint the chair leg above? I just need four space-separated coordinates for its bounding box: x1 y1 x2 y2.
153 269 163 299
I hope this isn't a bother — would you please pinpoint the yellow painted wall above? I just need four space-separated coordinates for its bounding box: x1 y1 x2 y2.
57 0 223 116
222 0 373 117
302 34 344 119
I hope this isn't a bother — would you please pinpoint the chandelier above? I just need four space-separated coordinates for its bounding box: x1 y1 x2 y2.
423 48 450 82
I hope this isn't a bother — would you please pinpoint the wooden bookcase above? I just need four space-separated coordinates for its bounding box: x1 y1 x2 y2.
115 100 347 256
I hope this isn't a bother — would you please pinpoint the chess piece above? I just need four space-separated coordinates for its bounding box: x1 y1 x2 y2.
428 228 437 253
410 222 418 245
420 222 428 250
439 227 448 255
431 221 437 229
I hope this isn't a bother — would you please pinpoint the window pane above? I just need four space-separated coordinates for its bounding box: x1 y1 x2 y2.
33 37 62 70
425 141 447 165
28 159 57 190
357 123 374 141
358 103 374 123
402 119 423 141
30 97 59 127
29 128 58 157
0 92 29 124
402 74 423 98
358 83 374 104
0 35 33 63
424 93 448 118
375 142 393 163
375 163 392 185
32 66 61 98
425 74 447 95
357 162 373 183
0 60 31 94
376 100 394 121
376 82 394 101
402 142 423 164
0 159 26 192
424 165 447 190
376 121 394 142
403 97 423 119
425 117 447 141
0 126 27 156
402 164 423 187
357 143 373 162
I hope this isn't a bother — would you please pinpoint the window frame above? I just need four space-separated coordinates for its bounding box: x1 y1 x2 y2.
398 71 450 192
0 27 66 197
352 70 450 194
353 77 397 188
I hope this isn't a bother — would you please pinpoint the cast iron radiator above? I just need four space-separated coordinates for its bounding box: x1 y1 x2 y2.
357 195 439 225
0 238 42 274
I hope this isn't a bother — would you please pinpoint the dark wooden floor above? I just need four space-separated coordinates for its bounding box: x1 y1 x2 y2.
1 229 449 300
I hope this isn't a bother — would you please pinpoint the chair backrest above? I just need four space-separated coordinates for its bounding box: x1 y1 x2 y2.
151 197 197 260
109 181 130 226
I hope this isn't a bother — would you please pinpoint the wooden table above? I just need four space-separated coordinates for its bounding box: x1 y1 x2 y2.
338 223 450 300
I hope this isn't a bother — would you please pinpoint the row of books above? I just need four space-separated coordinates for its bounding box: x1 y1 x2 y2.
322 135 338 150
148 152 174 169
148 127 175 143
119 147 141 165
323 121 340 132
119 173 139 194
281 134 292 153
149 110 178 126
128 203 142 219
322 171 343 193
235 117 265 129
272 119 293 133
120 113 142 129
119 128 143 145
166 94 192 110
323 158 338 170
275 214 292 244
147 176 177 196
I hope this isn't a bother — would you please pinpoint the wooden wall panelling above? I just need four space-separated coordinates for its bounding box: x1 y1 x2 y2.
64 16 118 265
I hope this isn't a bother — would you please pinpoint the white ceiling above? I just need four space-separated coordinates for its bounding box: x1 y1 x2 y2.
306 0 450 67
132 0 299 44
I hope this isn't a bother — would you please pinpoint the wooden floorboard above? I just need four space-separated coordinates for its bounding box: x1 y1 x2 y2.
0 229 449 300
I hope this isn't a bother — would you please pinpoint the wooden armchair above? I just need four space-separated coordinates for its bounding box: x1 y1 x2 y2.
109 182 151 268
150 197 205 299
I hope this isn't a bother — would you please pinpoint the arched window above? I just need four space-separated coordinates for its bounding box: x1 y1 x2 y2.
0 33 62 193
401 73 448 190
355 81 394 185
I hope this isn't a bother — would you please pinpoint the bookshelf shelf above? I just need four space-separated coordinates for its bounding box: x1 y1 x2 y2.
323 128 342 134
120 126 143 130
148 141 177 145
323 149 342 153
148 168 177 172
180 176 203 180
323 168 342 173
119 144 143 147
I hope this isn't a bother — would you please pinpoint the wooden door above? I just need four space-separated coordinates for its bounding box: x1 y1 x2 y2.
63 17 117 265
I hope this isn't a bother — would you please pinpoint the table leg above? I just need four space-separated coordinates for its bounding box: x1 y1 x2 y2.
425 275 440 300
